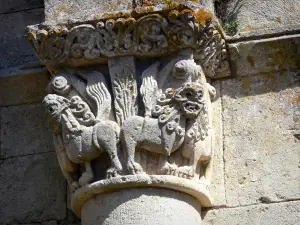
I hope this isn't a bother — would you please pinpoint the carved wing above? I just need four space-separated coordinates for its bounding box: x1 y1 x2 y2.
140 61 161 117
78 71 111 120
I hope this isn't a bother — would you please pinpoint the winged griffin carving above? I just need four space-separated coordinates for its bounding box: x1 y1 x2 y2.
43 71 122 191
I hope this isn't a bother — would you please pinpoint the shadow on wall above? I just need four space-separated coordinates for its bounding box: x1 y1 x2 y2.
216 71 300 98
215 0 246 36
213 71 300 133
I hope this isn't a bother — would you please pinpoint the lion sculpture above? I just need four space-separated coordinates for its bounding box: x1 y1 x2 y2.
43 71 123 191
122 54 215 183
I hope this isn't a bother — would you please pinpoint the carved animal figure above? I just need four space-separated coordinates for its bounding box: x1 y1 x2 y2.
43 71 122 190
122 83 208 178
123 54 215 183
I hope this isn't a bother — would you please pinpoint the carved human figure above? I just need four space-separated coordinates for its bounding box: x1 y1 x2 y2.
43 71 123 190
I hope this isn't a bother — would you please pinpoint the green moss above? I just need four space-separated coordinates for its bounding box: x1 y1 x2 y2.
165 0 174 4
223 21 238 36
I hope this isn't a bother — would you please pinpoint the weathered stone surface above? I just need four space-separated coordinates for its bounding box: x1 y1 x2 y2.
41 221 58 225
27 7 229 79
0 0 43 14
228 34 300 77
0 153 66 224
1 104 54 159
209 80 226 206
218 0 300 36
203 200 300 225
82 188 202 225
44 0 186 23
0 9 44 71
45 0 131 23
42 53 216 217
222 71 300 207
0 68 49 106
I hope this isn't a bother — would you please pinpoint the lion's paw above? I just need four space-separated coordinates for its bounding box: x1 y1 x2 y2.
177 166 194 179
106 166 122 178
127 161 144 174
69 181 80 192
79 171 93 186
159 163 178 176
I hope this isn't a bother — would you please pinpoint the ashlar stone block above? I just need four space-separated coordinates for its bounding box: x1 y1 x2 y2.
45 0 167 23
0 0 43 14
0 9 44 71
228 35 300 77
222 71 300 207
203 200 300 225
219 0 300 36
1 104 54 158
0 69 50 106
0 153 66 224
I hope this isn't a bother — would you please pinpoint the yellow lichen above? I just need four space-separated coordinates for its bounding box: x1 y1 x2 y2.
242 25 254 32
143 0 157 6
192 8 212 25
134 6 155 15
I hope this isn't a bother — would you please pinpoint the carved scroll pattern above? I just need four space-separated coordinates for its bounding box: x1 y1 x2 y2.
27 9 228 77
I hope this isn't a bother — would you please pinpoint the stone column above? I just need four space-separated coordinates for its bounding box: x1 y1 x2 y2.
26 1 229 224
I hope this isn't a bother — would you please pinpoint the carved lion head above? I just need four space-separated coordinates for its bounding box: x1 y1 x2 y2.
43 94 70 133
172 83 205 119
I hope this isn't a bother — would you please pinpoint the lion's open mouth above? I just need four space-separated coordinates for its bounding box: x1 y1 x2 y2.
183 101 200 113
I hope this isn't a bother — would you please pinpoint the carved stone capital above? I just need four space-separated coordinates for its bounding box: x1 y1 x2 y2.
27 2 225 224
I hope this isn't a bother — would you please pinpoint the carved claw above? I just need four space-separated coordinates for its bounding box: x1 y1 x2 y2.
70 181 80 192
127 160 143 174
79 171 93 186
177 166 194 179
160 163 178 176
106 166 122 178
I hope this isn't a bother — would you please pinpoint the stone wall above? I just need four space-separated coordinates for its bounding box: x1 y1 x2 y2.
0 1 299 225
0 1 78 225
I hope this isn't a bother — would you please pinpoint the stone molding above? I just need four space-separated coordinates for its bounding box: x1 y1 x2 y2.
72 174 212 217
26 4 229 78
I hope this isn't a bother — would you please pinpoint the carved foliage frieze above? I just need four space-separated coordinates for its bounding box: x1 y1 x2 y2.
27 7 228 77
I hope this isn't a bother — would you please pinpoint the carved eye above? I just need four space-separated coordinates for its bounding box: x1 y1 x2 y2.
186 92 192 97
48 106 54 112
198 91 203 98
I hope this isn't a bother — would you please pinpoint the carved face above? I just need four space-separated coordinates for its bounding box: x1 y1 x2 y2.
43 94 70 133
173 83 205 118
